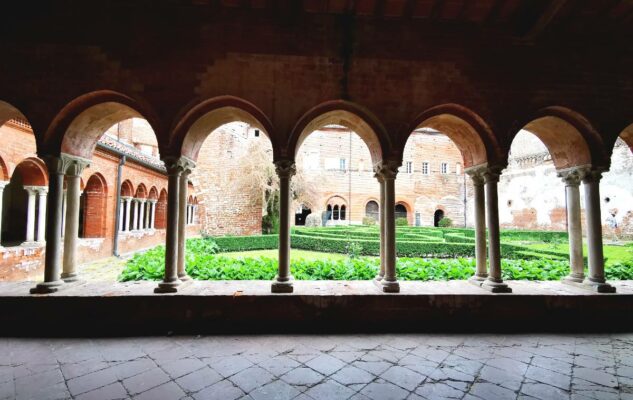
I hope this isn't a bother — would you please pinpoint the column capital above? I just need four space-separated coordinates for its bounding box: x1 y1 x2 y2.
274 159 296 179
148 199 158 204
138 198 147 203
465 164 487 186
557 165 590 187
60 153 91 177
162 156 196 175
373 159 401 180
582 167 606 184
24 185 47 194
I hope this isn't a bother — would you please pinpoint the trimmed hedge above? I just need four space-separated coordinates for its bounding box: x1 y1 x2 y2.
213 234 278 252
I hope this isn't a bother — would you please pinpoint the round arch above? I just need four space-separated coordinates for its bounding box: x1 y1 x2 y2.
325 195 348 208
510 106 605 170
365 199 380 221
288 100 390 165
14 158 48 186
0 151 11 181
121 180 134 197
400 104 501 168
170 95 276 161
43 90 161 159
135 183 147 199
81 173 108 238
148 186 159 200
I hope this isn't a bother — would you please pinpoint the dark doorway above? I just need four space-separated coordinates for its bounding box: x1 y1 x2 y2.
365 201 379 221
434 209 445 227
395 204 407 220
295 205 311 226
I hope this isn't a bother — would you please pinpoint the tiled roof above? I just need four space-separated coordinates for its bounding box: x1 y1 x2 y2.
98 134 166 171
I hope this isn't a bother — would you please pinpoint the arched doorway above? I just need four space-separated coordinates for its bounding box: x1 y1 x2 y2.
80 174 107 238
294 204 311 226
395 204 407 220
365 200 379 221
434 209 445 227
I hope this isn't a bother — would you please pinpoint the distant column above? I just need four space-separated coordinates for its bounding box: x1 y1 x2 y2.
373 168 385 281
558 167 587 284
481 166 512 293
61 189 67 236
24 186 37 243
178 162 195 281
466 166 487 284
150 200 157 229
582 169 616 293
123 197 132 231
138 199 146 230
272 159 295 293
36 187 48 244
118 199 125 232
376 160 400 293
132 199 139 230
62 156 90 282
0 181 6 245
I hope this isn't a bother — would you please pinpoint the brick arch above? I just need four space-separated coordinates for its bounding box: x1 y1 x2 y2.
43 90 161 159
401 104 500 168
148 186 159 200
0 151 10 181
510 106 605 170
171 95 277 161
155 189 167 229
617 123 633 153
81 173 107 238
0 100 30 130
135 183 147 199
13 157 48 186
325 195 348 208
288 100 389 165
188 195 194 204
120 180 134 197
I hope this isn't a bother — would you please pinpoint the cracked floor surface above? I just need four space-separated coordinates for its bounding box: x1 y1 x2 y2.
0 334 632 400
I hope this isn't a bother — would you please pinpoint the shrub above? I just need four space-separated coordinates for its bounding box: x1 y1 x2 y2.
213 235 278 252
305 213 321 227
438 217 453 227
395 217 408 226
362 216 377 226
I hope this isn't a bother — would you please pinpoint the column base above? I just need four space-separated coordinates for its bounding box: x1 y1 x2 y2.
154 279 182 294
30 280 64 294
481 278 512 293
582 278 616 293
61 272 79 283
468 274 487 287
562 274 584 285
178 273 191 281
271 277 294 293
377 279 400 293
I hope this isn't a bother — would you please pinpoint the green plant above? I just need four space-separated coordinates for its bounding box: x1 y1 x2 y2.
345 241 363 259
262 189 280 234
362 216 377 226
395 217 408 226
438 217 453 227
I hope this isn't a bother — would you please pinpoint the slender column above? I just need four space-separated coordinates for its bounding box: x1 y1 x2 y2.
0 182 6 245
145 200 151 229
118 199 125 232
558 167 587 284
375 160 400 293
24 186 37 243
132 199 139 230
61 189 67 236
139 199 146 230
373 168 385 280
272 159 295 293
31 155 70 294
36 187 48 243
178 163 195 281
155 157 186 293
582 170 616 293
123 197 132 231
481 167 512 293
466 166 487 284
150 200 156 229
61 157 90 282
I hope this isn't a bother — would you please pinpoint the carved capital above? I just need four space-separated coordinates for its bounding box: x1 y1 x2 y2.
274 160 296 179
374 159 401 181
483 165 503 184
465 164 487 186
162 156 196 176
582 168 605 184
60 153 91 177
557 166 589 187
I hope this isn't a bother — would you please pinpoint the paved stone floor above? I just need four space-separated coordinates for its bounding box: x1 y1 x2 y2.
1 334 632 400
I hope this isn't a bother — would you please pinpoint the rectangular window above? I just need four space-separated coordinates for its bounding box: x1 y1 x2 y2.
421 162 429 175
339 158 347 171
441 162 448 174
406 161 413 174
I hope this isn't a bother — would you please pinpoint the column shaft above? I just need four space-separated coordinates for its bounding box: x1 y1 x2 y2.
0 183 6 244
36 189 47 243
375 160 400 293
133 200 139 230
177 169 191 280
272 160 295 293
377 177 385 280
62 173 82 281
482 169 511 293
25 188 36 242
139 200 146 230
124 198 131 231
561 172 584 283
118 200 125 232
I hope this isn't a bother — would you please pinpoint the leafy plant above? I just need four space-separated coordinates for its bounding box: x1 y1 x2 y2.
395 217 408 226
438 217 453 227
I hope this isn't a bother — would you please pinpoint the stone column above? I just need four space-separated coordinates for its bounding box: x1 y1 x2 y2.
178 162 195 281
31 156 70 294
61 189 67 236
123 197 132 231
145 200 151 229
582 170 616 292
24 186 37 243
138 199 146 230
481 167 512 293
36 187 48 243
466 166 488 284
61 157 89 282
132 199 139 230
558 167 587 284
272 159 295 293
155 157 185 293
150 200 156 229
375 160 400 293
0 181 6 245
374 168 385 281
118 199 125 232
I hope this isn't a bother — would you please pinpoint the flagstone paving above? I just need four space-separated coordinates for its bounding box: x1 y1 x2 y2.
1 333 632 399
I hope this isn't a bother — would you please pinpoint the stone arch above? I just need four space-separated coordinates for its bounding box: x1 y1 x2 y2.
81 173 107 238
14 158 48 186
155 189 167 229
401 104 501 168
43 90 161 159
325 195 348 208
170 95 276 161
148 186 158 200
365 199 380 221
288 100 390 165
510 106 605 170
134 183 147 199
120 180 134 197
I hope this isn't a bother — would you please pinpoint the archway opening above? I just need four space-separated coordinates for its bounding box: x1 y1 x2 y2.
600 133 633 238
80 173 107 238
395 204 408 221
294 204 312 226
434 209 445 227
365 200 379 222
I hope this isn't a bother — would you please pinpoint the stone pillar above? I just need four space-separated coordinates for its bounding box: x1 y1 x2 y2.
138 199 146 230
558 167 587 284
466 166 488 284
118 199 125 232
374 168 385 281
36 187 48 243
132 199 139 230
123 197 132 231
582 170 616 293
24 186 37 243
155 157 186 293
31 156 71 294
61 189 67 236
178 162 195 281
0 182 6 245
145 200 151 229
272 159 295 293
150 200 156 229
375 160 400 293
481 167 512 293
61 157 89 282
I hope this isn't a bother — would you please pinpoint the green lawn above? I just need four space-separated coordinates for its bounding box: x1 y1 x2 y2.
524 243 633 266
217 249 359 261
